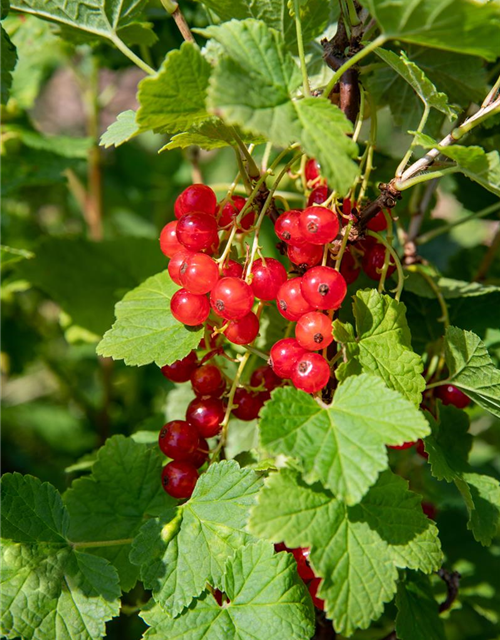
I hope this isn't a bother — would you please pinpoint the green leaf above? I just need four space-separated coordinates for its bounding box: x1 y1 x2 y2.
404 270 500 299
100 110 140 148
444 326 500 418
359 0 500 61
141 541 315 640
97 270 203 367
248 469 442 636
64 436 172 591
425 403 500 545
395 571 446 640
1 473 120 640
3 123 93 157
16 237 168 336
375 48 456 118
130 460 262 615
205 19 358 194
333 290 425 405
137 42 211 135
0 23 16 104
259 375 429 505
1 244 34 270
10 0 153 45
161 118 264 152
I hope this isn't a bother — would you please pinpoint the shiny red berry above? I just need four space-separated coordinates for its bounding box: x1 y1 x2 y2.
299 206 339 245
179 252 219 295
191 364 224 397
270 338 306 379
339 250 360 285
160 351 198 383
276 278 314 321
160 221 183 258
416 439 428 460
250 258 287 300
388 441 416 450
158 420 199 462
222 260 244 278
422 502 437 520
309 578 325 610
307 185 329 206
435 384 471 409
292 547 315 582
174 184 217 218
161 461 198 499
218 196 254 230
305 158 321 184
250 365 281 391
191 437 210 468
225 312 260 345
287 242 323 268
176 213 218 252
367 209 388 231
170 289 210 326
168 249 193 285
292 352 330 393
186 397 225 438
301 266 347 310
232 387 263 421
275 210 306 246
362 243 396 281
295 312 334 351
210 277 254 320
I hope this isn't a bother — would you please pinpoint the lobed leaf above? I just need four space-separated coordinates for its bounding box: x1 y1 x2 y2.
395 571 446 640
100 110 140 148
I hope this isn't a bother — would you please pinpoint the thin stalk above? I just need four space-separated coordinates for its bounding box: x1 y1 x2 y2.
323 36 386 99
407 265 449 328
345 0 361 25
110 35 155 75
72 538 134 549
85 56 103 241
335 221 353 271
482 74 500 107
395 166 460 191
161 0 195 42
396 103 430 178
356 91 377 202
377 210 395 293
233 147 252 194
367 230 405 300
261 142 273 172
417 201 500 244
231 128 260 180
352 86 366 144
243 345 269 361
294 0 311 97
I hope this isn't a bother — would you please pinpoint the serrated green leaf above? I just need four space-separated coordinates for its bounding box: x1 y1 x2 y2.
137 42 211 135
249 469 442 636
3 123 93 157
97 270 203 367
404 270 500 299
425 404 500 545
444 326 500 418
64 436 172 591
161 118 264 152
333 290 425 405
10 0 153 45
0 473 120 640
130 461 262 615
141 541 315 640
0 23 16 104
100 110 139 148
375 49 456 118
395 571 446 640
259 375 429 504
359 0 500 61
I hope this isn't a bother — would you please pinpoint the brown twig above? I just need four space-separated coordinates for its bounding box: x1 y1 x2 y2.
437 568 461 613
171 6 195 43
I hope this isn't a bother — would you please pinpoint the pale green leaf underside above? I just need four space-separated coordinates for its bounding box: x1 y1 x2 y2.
404 270 500 299
161 118 264 152
395 571 446 640
96 270 203 367
100 110 139 148
249 469 442 635
130 461 263 616
259 374 429 505
142 541 315 640
334 290 425 405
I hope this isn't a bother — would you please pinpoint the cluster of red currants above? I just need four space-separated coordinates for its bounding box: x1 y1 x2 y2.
274 543 324 610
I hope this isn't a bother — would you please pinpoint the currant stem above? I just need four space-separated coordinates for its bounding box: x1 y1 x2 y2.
396 104 431 178
395 166 460 191
243 346 269 361
71 538 134 549
406 265 450 328
377 210 395 293
294 0 311 97
110 35 156 75
367 230 405 301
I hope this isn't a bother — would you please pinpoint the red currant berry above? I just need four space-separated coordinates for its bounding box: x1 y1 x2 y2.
170 289 210 326
292 352 330 393
250 365 282 391
191 437 210 468
416 439 428 460
435 384 470 409
232 387 263 421
367 209 388 232
421 502 437 520
161 461 198 499
218 195 246 227
276 278 314 321
362 243 396 281
307 185 329 206
160 221 183 258
301 266 347 310
275 210 306 246
186 397 225 438
160 351 198 383
287 243 323 268
305 158 321 184
158 420 199 462
225 312 260 345
222 260 243 278
295 312 334 351
174 184 217 218
274 542 288 553
269 338 306 379
191 364 224 397
292 548 315 582
250 258 287 300
168 249 193 286
176 213 218 252
210 277 254 320
309 578 325 610
299 206 339 245
179 252 219 295
388 441 416 450
339 249 360 285
205 234 220 257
